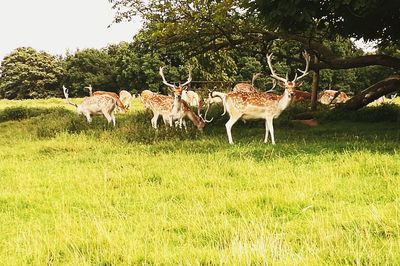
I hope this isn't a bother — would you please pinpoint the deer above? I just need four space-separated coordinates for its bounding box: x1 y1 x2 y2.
158 66 213 130
292 89 312 103
318 89 350 105
181 88 201 107
62 85 117 126
119 90 134 111
232 73 262 93
222 51 310 144
85 85 128 113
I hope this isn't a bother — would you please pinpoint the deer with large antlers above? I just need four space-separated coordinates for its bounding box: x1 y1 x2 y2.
222 51 311 144
140 66 211 130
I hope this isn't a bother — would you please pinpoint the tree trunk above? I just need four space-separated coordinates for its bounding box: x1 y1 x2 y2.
340 75 400 110
311 70 319 111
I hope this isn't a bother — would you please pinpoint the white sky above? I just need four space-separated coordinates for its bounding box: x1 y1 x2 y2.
0 0 142 60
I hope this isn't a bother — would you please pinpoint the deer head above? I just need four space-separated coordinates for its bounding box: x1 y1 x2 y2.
266 51 310 94
159 66 192 98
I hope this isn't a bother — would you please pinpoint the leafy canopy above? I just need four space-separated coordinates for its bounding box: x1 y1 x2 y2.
0 47 64 99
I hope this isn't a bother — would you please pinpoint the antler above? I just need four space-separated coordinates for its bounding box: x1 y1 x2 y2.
159 67 176 88
199 103 214 123
84 84 93 96
266 53 288 84
63 86 77 107
251 72 262 87
180 65 192 87
293 51 310 82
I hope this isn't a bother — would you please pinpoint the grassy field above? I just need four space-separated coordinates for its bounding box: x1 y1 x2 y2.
0 98 399 265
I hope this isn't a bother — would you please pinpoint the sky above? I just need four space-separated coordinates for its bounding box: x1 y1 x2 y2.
0 0 142 60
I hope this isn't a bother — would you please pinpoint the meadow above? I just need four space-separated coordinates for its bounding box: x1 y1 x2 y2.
0 97 399 265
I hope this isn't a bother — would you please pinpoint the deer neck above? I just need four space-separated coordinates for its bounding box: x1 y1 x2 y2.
277 89 292 112
171 94 182 115
184 104 204 130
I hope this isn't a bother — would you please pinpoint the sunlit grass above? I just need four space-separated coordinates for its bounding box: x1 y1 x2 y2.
0 98 399 265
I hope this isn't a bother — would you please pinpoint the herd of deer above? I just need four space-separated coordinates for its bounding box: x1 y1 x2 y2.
62 51 351 144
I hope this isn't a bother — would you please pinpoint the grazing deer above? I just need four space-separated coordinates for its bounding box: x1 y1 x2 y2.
119 90 134 110
222 51 310 144
63 86 117 126
85 85 128 113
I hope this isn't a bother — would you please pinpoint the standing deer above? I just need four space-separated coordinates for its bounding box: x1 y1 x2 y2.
159 66 213 130
222 51 310 144
63 86 117 126
85 85 128 113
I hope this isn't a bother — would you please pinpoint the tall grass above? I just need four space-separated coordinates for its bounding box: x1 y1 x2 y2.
0 99 399 265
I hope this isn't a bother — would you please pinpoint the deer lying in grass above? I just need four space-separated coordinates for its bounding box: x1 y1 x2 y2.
232 73 262 92
63 86 117 126
85 85 128 113
222 51 310 144
318 89 350 105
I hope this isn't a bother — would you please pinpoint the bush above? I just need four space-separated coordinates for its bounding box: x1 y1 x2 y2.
0 107 46 122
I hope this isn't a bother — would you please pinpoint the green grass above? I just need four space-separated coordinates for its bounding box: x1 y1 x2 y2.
0 98 399 265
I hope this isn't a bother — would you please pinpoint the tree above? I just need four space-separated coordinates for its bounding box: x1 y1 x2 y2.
109 0 400 109
255 0 400 45
0 47 64 99
63 48 118 97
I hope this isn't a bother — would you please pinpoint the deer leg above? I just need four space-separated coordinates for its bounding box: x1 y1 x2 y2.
264 119 270 143
111 113 116 127
84 113 92 124
182 119 187 131
266 117 275 145
102 110 113 125
225 116 240 144
151 113 159 128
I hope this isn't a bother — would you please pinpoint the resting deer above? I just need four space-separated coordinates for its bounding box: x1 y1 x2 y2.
222 51 310 144
318 89 350 105
232 73 262 93
85 85 128 113
63 86 117 126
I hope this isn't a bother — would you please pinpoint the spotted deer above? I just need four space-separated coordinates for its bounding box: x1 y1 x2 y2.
232 73 262 92
158 66 213 130
63 86 117 126
318 89 350 105
222 51 310 144
85 85 128 113
119 90 134 110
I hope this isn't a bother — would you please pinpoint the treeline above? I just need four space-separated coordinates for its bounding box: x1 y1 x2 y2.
0 37 392 99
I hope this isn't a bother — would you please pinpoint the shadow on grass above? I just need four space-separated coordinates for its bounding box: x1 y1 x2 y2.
1 105 399 160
